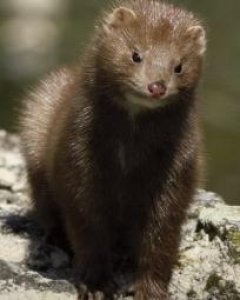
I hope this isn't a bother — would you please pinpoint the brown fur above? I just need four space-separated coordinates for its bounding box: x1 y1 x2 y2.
20 1 206 299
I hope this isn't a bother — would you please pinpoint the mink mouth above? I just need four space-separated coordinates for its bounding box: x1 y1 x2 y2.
125 88 165 101
124 90 176 111
119 81 179 111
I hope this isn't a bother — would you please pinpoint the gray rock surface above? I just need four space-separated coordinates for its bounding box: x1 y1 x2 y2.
0 130 239 300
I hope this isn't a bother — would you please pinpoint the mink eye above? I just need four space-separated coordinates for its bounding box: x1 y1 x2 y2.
174 63 182 74
132 52 142 63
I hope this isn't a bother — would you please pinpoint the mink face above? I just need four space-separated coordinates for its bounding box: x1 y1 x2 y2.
96 1 206 109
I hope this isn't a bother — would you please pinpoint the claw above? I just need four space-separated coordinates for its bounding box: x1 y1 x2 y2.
78 284 88 300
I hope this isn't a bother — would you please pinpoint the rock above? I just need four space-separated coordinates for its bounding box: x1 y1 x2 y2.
199 205 240 228
0 130 239 299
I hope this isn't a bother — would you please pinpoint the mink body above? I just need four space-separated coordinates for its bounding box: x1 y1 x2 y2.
20 1 206 299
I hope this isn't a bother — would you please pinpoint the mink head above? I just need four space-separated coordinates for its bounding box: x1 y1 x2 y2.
95 0 206 109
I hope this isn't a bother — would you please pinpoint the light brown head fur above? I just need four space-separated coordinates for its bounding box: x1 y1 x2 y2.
91 0 206 110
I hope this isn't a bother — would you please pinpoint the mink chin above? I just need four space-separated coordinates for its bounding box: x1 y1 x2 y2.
20 0 207 299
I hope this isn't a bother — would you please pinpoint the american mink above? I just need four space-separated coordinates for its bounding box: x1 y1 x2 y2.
20 0 206 299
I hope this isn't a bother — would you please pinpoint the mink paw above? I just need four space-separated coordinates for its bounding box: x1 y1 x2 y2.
78 284 115 300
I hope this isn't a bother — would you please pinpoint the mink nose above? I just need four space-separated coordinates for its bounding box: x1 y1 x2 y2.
148 81 167 97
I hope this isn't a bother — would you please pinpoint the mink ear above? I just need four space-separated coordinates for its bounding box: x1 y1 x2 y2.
106 7 136 30
187 25 206 55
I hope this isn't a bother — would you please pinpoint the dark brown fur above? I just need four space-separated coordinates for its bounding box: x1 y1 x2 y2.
20 1 206 299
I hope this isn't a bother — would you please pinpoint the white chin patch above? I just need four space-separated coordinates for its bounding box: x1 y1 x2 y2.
124 93 168 114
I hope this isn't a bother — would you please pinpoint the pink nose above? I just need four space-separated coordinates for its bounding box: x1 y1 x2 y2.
148 81 167 97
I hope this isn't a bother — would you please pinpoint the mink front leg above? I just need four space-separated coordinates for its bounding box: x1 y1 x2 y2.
134 221 179 300
63 208 115 300
135 180 195 299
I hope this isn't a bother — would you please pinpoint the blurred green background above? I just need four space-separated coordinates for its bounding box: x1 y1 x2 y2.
0 0 239 204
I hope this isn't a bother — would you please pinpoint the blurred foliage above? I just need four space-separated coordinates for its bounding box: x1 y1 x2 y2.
0 0 239 204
